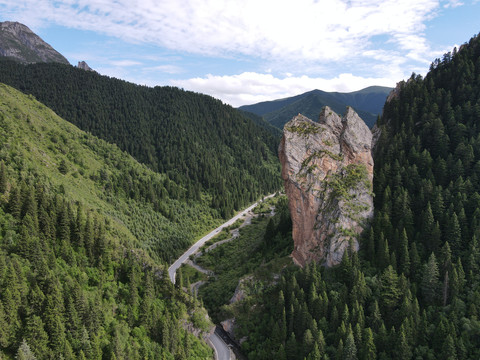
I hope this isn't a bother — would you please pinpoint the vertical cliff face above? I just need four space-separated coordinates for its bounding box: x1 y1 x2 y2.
279 106 374 267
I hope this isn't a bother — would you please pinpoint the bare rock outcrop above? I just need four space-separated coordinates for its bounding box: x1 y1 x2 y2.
0 21 69 65
385 81 405 103
279 106 374 267
77 61 94 71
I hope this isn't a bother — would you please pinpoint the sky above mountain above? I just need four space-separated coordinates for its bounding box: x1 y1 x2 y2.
0 0 478 107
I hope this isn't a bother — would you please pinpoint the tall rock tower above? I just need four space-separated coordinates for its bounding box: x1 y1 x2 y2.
279 106 374 267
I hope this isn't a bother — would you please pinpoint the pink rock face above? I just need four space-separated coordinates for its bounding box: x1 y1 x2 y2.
279 107 374 267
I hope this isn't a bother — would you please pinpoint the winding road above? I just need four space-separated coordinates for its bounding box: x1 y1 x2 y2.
168 194 276 360
168 194 275 284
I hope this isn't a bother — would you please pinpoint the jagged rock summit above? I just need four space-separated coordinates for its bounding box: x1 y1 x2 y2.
0 21 69 64
279 106 374 267
77 60 94 71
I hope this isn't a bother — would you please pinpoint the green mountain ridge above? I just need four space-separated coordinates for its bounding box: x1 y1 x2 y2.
0 82 225 263
213 33 480 360
0 59 282 219
239 86 392 129
0 83 214 358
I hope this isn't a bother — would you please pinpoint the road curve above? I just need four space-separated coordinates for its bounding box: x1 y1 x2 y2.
209 330 231 360
168 194 276 360
168 194 275 283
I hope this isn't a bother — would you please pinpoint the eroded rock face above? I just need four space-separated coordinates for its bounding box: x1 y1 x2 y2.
0 21 69 64
279 106 374 267
77 61 94 71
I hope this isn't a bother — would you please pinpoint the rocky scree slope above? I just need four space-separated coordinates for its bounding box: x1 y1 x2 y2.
279 106 374 267
0 21 69 64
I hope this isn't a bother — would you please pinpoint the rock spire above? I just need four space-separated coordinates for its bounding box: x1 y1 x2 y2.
279 106 374 267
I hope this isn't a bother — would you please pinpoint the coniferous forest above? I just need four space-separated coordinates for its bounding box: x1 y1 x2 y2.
214 33 480 360
0 60 282 219
0 84 214 358
1 19 480 360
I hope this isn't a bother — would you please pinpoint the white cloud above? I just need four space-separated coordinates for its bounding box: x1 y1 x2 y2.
146 64 184 74
109 60 142 67
0 0 444 65
443 0 464 8
171 72 398 107
1 0 466 106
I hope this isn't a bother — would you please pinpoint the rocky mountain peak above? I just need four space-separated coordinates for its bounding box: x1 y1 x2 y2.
279 107 374 267
318 106 343 136
0 21 69 65
77 61 94 71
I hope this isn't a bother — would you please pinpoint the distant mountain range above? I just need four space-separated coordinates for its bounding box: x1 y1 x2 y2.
0 21 69 64
239 86 392 128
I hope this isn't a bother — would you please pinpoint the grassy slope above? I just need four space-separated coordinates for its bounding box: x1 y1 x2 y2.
0 60 282 220
0 83 222 263
0 83 214 359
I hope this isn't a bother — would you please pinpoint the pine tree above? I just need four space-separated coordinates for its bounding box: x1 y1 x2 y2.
370 300 382 332
441 334 457 360
336 339 344 360
24 316 49 360
361 328 376 360
409 242 421 280
317 330 326 357
0 302 9 348
276 344 287 360
306 342 321 360
8 185 22 219
264 218 275 248
395 324 412 360
303 329 314 358
399 229 410 276
446 213 462 255
366 228 375 263
0 160 7 193
423 203 437 252
343 330 358 360
16 339 37 360
422 253 440 305
380 266 401 312
467 235 480 276
285 332 297 360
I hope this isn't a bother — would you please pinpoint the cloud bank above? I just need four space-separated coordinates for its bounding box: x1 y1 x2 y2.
1 0 445 63
171 72 396 107
0 0 463 106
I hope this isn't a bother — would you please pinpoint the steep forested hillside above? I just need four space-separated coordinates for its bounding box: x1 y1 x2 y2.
239 87 391 129
0 83 214 359
0 83 223 264
224 33 480 360
0 60 281 218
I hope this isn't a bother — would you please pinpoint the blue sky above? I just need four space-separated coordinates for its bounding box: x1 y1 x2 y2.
1 0 479 106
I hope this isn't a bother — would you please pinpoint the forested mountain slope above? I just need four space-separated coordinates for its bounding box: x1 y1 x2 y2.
0 83 223 264
0 60 281 218
229 33 480 360
239 86 391 129
0 83 214 358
